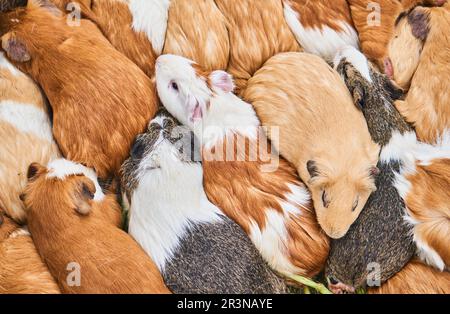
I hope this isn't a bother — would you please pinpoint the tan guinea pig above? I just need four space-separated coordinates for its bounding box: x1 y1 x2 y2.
244 52 380 239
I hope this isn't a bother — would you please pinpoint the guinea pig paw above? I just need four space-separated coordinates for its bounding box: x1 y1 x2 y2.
329 282 356 295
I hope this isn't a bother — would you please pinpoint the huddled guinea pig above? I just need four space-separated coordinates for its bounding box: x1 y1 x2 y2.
282 0 358 62
244 52 379 240
326 46 416 293
394 132 450 271
0 210 60 294
0 52 60 223
121 109 288 294
22 159 170 294
0 0 157 179
215 0 301 95
155 54 330 282
385 5 450 143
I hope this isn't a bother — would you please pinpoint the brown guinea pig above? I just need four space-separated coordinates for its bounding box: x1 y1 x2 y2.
22 158 170 294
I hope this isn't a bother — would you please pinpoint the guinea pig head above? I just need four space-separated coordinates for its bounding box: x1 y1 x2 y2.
306 158 379 240
155 54 235 130
384 7 430 90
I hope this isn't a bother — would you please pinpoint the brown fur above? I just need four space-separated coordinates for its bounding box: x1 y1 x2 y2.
0 53 60 223
393 6 450 143
0 211 60 294
22 162 170 294
244 52 380 239
214 0 301 95
403 158 450 269
163 0 229 72
0 1 157 179
51 0 157 78
369 260 450 294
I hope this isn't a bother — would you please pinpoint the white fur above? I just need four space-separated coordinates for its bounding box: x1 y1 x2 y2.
0 52 20 76
379 131 418 164
0 101 53 142
333 45 372 82
46 159 105 201
283 2 359 62
128 136 222 271
129 0 171 55
9 227 30 239
415 235 446 271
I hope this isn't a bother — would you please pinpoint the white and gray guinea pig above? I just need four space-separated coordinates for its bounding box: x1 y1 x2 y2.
120 108 287 294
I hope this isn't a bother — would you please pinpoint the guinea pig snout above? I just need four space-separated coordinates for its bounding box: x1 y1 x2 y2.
328 277 356 294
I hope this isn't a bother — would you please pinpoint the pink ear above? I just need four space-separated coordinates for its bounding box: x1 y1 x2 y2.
209 70 235 93
383 57 393 79
187 94 203 122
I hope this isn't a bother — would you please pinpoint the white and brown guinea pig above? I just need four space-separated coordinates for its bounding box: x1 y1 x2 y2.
214 0 301 95
50 0 168 77
163 0 229 72
282 0 359 62
368 260 450 294
385 5 450 143
0 0 157 179
155 54 330 280
0 52 60 223
244 52 380 239
22 159 170 294
0 210 60 294
395 132 450 271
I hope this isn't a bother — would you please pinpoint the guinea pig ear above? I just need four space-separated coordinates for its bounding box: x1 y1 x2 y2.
370 166 380 178
1 32 30 62
27 162 44 181
407 8 430 42
209 70 235 93
307 160 319 178
73 180 95 215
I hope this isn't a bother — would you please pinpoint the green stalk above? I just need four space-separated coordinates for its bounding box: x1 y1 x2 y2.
287 274 333 294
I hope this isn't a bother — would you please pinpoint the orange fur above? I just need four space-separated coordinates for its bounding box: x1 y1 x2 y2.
23 162 170 294
393 6 450 143
0 211 60 294
0 53 60 223
244 52 379 239
163 0 229 72
369 260 450 294
0 1 157 179
214 0 301 95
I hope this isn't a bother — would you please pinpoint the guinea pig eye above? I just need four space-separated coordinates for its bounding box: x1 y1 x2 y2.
352 197 359 212
322 191 330 208
170 81 179 92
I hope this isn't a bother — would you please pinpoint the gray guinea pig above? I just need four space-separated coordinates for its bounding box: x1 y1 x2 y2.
325 47 416 293
120 108 288 294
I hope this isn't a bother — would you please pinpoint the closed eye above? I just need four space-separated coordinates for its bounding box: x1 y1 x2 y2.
352 197 359 212
170 81 179 92
322 191 330 208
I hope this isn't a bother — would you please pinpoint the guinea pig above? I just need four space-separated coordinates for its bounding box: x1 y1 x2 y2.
121 109 288 294
325 46 416 293
50 0 166 77
22 158 170 294
163 0 229 72
155 54 330 284
0 0 157 179
386 5 450 143
243 52 380 240
215 0 301 95
282 0 359 62
368 260 450 294
394 133 450 271
0 210 60 294
0 52 60 223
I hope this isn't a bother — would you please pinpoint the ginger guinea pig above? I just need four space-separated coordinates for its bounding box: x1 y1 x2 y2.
244 52 380 239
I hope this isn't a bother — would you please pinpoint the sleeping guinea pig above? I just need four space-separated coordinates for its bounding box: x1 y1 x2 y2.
121 109 288 294
22 159 170 294
244 52 380 239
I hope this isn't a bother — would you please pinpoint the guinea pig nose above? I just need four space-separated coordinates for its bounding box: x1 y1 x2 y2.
329 276 339 285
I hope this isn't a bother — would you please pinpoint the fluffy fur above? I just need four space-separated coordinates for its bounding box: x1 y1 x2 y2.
326 47 416 292
156 54 330 279
22 159 170 294
368 260 450 294
215 0 301 95
283 0 358 62
0 211 60 294
0 52 60 223
163 0 229 72
388 6 450 143
244 52 379 239
0 0 157 179
121 109 287 294
394 133 450 270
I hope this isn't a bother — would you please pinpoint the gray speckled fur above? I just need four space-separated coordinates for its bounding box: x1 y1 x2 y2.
325 59 416 288
121 108 287 294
